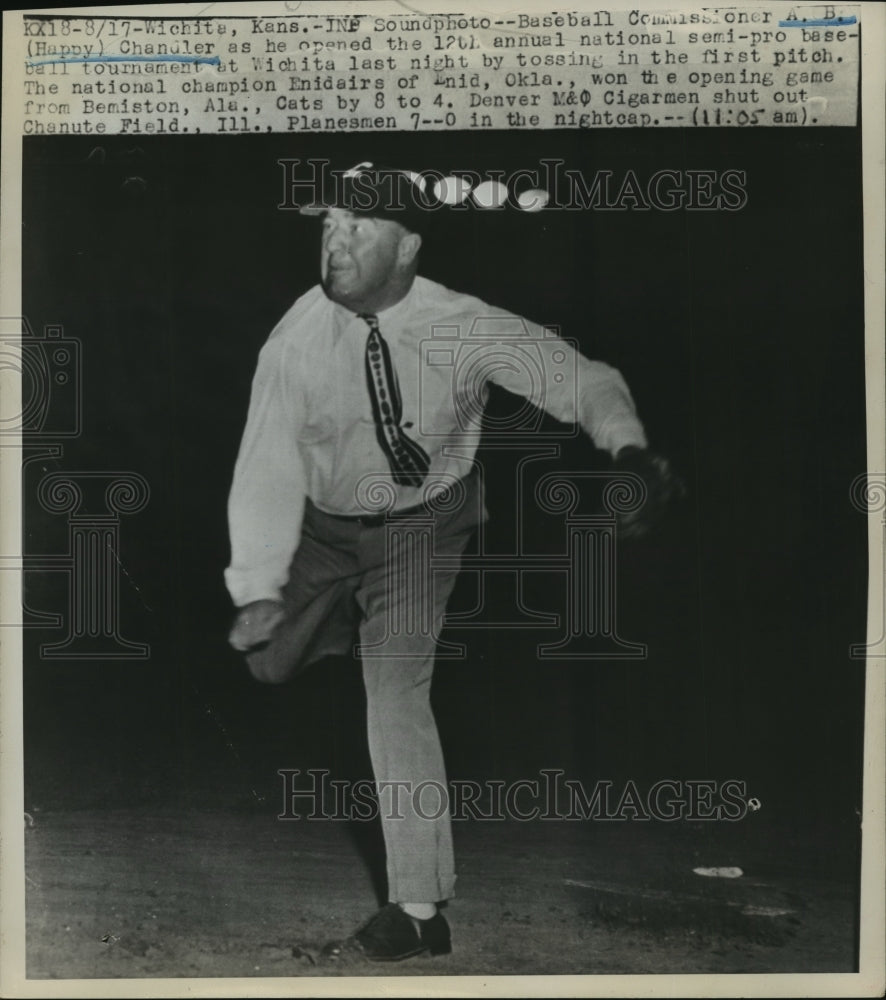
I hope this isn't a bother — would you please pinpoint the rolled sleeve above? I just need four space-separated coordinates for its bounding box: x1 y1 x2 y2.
574 353 648 456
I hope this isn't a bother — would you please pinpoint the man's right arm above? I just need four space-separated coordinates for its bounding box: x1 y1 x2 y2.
225 336 307 647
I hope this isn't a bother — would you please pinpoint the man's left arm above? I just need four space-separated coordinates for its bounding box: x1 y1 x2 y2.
489 321 684 537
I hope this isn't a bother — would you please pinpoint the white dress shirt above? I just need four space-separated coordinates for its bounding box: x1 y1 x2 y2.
225 275 648 606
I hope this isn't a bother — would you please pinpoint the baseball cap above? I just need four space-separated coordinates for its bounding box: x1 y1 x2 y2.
298 161 435 236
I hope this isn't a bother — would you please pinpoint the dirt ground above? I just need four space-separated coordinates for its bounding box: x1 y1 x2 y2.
24 801 859 981
20 633 864 985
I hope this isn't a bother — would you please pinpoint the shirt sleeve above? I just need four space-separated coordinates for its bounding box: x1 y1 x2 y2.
224 336 307 607
484 314 648 456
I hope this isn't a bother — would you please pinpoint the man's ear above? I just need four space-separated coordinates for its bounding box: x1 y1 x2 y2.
398 231 422 267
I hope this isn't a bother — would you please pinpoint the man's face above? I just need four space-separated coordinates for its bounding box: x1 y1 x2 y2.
320 208 410 313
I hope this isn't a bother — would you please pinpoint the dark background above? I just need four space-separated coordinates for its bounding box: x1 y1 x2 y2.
21 128 866 882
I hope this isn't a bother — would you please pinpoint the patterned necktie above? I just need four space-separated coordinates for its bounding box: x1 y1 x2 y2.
360 312 431 487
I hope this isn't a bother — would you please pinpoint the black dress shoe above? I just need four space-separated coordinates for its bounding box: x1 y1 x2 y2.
353 903 451 961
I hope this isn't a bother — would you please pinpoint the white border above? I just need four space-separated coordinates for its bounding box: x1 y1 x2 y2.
1 3 883 997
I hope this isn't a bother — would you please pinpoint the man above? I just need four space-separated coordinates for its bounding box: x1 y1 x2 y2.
225 163 680 961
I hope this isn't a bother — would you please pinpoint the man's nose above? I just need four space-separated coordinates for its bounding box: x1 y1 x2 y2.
324 226 349 253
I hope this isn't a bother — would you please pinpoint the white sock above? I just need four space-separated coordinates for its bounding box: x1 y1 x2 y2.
399 902 437 921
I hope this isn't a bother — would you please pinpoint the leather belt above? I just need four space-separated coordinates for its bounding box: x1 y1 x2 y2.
321 480 463 529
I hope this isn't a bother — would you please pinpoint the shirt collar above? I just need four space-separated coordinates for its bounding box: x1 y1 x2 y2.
376 278 418 324
332 277 419 331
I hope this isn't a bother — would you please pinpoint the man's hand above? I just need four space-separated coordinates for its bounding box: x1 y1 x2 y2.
228 599 287 652
612 446 686 539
